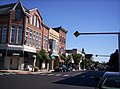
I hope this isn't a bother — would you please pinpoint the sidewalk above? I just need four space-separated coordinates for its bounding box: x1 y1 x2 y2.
0 70 51 74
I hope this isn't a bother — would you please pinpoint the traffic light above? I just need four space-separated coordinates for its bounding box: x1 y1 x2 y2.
74 31 80 37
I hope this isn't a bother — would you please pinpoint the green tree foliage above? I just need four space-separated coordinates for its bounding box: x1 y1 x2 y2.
66 55 72 64
36 49 48 62
60 53 67 61
108 49 118 66
72 54 82 65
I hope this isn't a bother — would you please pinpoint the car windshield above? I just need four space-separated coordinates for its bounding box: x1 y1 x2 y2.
102 76 120 89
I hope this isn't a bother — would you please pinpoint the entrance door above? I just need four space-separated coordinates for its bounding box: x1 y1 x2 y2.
10 57 19 70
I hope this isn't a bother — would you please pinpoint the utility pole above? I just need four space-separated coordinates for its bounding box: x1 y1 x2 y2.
74 31 120 72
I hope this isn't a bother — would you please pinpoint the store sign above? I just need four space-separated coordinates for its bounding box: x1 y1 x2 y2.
23 45 36 53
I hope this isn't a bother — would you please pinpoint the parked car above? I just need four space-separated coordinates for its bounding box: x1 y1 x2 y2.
96 72 120 89
54 64 66 72
54 64 73 72
66 65 73 72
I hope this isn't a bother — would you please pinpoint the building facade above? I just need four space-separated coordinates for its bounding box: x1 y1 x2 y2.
52 26 67 55
0 1 67 70
0 1 48 70
48 28 59 70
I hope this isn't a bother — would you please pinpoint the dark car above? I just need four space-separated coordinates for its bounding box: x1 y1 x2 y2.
96 72 120 89
54 65 67 72
54 65 73 72
66 66 73 72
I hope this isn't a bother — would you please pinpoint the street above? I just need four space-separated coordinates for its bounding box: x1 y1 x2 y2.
0 70 104 89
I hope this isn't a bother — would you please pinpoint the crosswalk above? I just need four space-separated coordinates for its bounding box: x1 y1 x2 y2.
38 73 71 77
0 73 16 76
34 72 82 78
0 72 82 77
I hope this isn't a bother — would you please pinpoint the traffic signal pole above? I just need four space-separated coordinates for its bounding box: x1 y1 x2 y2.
118 33 120 72
74 31 120 72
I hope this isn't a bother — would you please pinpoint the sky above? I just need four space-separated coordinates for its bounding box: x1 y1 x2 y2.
0 0 120 62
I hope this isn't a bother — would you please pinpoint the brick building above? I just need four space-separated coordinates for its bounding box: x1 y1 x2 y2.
53 26 67 55
0 1 67 70
0 1 49 70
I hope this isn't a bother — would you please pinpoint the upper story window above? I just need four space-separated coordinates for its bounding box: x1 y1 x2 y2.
17 26 22 44
25 27 29 45
44 35 48 49
30 16 32 24
61 48 65 54
15 8 21 20
10 26 16 43
35 32 39 48
33 15 37 26
29 29 33 46
39 33 42 47
37 19 40 28
1 25 7 43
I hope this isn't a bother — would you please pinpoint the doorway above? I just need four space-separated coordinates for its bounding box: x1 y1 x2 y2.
10 57 19 70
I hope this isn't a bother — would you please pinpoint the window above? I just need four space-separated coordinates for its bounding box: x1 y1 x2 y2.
102 76 120 88
33 31 36 46
25 28 29 45
39 33 42 47
55 42 58 52
10 26 16 43
1 25 7 43
33 15 37 26
17 26 22 44
44 35 48 49
49 39 53 50
15 8 21 20
36 32 39 48
30 29 33 46
30 16 32 24
37 19 40 28
61 48 65 54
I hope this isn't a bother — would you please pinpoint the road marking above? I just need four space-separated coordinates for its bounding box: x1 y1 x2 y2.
0 73 4 75
71 73 81 77
63 74 69 77
41 73 47 75
0 73 16 75
47 73 54 76
55 74 61 76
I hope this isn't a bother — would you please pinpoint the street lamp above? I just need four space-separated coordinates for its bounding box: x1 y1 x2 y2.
74 31 120 72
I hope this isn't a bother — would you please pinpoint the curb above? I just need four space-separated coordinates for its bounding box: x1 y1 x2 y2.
0 70 51 75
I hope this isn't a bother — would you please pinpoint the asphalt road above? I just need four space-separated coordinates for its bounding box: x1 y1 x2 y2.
0 70 104 89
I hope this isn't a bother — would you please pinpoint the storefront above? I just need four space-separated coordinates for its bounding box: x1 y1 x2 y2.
0 44 36 70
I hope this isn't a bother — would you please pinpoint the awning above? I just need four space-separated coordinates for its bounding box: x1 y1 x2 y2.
52 53 59 57
50 53 59 60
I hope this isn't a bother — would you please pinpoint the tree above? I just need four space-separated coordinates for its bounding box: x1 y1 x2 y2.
72 54 83 70
60 53 67 61
108 49 118 66
72 54 82 65
107 49 119 71
66 55 72 65
36 49 49 69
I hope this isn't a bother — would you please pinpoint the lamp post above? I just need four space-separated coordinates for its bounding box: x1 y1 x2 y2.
74 31 120 72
